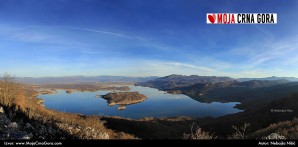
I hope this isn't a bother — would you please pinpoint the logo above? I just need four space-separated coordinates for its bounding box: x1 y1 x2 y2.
206 13 277 24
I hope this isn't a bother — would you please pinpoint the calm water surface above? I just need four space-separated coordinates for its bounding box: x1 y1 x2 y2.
38 86 242 119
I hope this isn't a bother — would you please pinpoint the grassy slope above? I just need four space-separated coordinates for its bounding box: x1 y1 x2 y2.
1 84 135 139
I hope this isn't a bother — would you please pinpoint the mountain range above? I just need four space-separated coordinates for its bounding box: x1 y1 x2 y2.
15 76 158 84
136 74 234 90
137 74 298 110
15 74 298 84
237 76 298 82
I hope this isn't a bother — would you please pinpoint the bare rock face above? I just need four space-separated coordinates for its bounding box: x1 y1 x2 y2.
117 105 126 110
65 90 73 94
0 114 34 140
264 133 286 140
8 122 18 129
101 92 147 110
0 107 4 113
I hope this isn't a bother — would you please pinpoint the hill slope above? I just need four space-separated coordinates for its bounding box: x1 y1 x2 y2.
136 74 234 90
138 75 294 109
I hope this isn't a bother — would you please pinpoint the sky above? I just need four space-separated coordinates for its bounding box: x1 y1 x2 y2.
0 0 298 78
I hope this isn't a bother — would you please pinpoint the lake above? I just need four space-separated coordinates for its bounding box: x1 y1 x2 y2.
38 85 242 119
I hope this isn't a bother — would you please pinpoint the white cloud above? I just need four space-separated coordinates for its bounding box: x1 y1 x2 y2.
133 61 216 77
165 62 214 72
188 56 232 70
0 25 85 47
226 34 298 68
13 33 51 42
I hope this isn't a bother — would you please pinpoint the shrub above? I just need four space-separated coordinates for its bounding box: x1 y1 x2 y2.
183 123 216 139
232 123 250 139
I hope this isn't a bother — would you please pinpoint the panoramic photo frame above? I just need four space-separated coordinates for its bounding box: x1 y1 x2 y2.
0 0 297 146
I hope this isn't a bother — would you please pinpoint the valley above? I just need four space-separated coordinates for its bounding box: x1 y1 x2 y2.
1 74 297 140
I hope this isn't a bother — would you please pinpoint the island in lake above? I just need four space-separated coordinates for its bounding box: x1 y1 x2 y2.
101 92 147 110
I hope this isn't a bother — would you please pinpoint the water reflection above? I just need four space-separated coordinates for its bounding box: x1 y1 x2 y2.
38 86 242 119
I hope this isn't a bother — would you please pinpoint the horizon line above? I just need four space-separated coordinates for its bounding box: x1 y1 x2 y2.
10 74 298 79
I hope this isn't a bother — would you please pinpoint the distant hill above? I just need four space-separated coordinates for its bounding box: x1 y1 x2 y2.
136 74 234 90
137 74 296 110
137 74 290 92
237 76 298 82
170 79 291 102
235 79 290 88
15 76 159 84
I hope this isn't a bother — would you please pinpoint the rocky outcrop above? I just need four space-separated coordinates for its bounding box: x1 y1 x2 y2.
65 90 73 94
0 106 4 113
117 105 126 110
101 92 147 110
55 123 109 139
39 90 57 95
0 112 110 140
264 133 286 140
167 90 182 95
0 113 33 140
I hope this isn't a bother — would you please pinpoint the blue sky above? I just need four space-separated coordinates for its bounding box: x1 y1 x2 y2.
0 0 298 78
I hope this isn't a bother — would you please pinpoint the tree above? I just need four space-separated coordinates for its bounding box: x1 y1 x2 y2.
0 73 17 106
183 123 216 139
232 123 250 139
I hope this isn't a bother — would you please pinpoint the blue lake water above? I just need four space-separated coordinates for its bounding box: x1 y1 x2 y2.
38 86 242 119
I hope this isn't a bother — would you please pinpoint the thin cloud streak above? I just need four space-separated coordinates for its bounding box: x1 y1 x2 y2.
165 62 214 72
226 35 298 69
83 28 148 41
80 51 103 55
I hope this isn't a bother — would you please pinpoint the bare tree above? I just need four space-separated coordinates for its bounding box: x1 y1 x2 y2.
0 73 17 106
183 123 216 139
232 123 250 139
